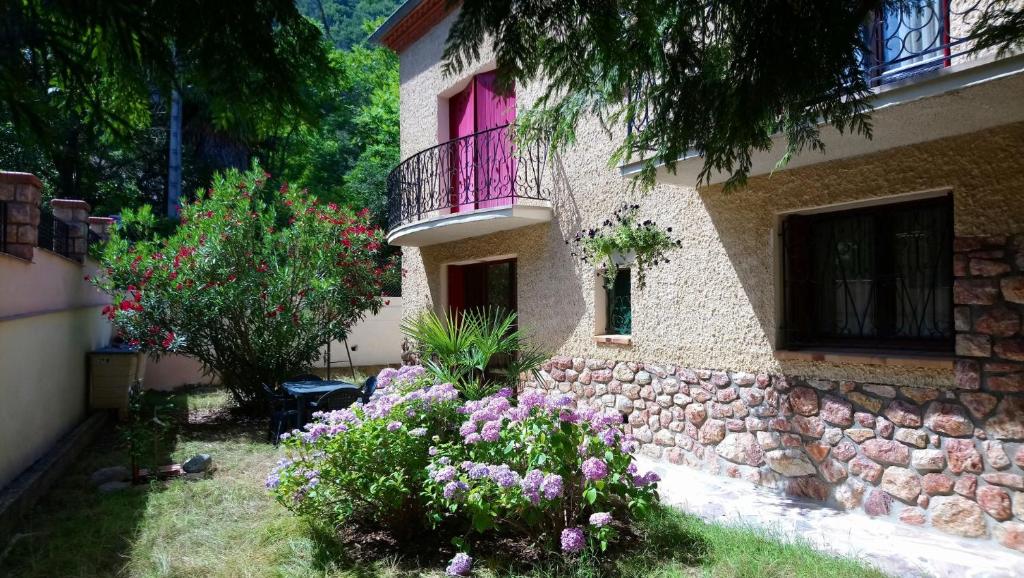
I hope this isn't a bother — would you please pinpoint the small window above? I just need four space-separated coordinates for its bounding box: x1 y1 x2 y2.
604 268 632 335
782 195 953 352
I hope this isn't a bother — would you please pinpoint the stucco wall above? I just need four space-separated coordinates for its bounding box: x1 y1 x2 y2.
317 298 405 370
396 8 1024 389
0 251 112 488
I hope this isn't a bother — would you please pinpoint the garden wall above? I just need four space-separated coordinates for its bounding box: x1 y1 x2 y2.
0 250 112 489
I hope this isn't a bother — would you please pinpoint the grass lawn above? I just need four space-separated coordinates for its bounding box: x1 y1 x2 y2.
0 387 887 578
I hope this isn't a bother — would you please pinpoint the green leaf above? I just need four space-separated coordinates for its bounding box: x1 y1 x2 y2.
584 486 597 504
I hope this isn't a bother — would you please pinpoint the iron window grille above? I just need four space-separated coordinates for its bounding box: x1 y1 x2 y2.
605 268 632 335
782 195 953 352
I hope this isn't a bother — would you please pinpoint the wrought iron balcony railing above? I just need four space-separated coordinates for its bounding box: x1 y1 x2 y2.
628 0 987 140
386 123 550 231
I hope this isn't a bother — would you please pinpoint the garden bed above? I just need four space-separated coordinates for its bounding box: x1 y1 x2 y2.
0 386 885 577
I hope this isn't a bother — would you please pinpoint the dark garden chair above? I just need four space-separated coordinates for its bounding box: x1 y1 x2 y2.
264 383 298 445
361 375 378 403
309 387 362 413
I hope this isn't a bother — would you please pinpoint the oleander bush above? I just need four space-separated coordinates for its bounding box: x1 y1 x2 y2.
268 364 661 574
91 165 390 409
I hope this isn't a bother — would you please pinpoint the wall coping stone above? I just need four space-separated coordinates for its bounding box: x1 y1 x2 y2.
50 198 91 212
0 171 43 189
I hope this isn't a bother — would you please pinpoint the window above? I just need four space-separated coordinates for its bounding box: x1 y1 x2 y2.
861 0 949 84
782 195 953 352
604 268 632 336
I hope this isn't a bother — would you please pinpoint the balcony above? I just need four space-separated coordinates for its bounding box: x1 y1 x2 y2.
621 0 1024 185
386 124 552 247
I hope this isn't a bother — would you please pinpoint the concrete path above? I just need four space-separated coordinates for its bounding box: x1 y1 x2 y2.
636 457 1024 578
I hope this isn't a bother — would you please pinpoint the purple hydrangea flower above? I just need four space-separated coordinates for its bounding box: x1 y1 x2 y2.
496 387 513 398
464 433 482 444
376 367 399 389
560 527 585 553
387 421 402 432
443 481 468 499
489 465 521 488
459 421 477 437
581 457 608 481
468 464 491 479
632 470 661 487
461 461 476 471
445 552 473 576
409 427 427 437
540 473 563 499
480 420 501 442
434 466 457 483
589 512 613 527
429 446 438 456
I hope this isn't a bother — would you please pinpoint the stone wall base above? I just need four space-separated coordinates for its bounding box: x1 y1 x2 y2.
526 357 1024 553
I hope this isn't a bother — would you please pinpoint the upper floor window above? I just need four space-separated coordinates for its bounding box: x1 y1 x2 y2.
448 71 516 212
782 195 953 352
862 0 950 84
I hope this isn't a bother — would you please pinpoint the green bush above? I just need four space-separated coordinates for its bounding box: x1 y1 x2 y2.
91 165 390 408
401 308 548 400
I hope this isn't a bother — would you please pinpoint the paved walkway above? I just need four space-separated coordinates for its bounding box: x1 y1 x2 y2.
636 457 1024 578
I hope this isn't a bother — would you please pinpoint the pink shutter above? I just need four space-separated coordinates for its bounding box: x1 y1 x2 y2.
448 81 476 213
474 71 516 209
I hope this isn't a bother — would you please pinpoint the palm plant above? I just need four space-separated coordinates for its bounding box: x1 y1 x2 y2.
401 308 548 400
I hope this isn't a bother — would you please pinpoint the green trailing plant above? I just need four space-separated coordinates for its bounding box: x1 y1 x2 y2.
568 203 681 289
401 308 548 400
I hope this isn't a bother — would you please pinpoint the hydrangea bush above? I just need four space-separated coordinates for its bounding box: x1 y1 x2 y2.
267 365 456 530
269 365 661 567
423 389 659 553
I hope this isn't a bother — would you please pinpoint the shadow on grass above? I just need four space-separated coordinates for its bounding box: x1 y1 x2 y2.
0 418 172 577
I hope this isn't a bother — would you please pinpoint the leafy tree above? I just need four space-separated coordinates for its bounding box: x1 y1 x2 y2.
298 0 403 49
91 166 390 409
0 0 331 204
442 0 1024 189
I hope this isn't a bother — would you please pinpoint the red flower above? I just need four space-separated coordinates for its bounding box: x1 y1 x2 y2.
384 300 391 306
83 275 91 281
162 332 175 349
226 274 237 282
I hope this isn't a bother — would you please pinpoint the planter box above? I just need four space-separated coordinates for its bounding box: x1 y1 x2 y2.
89 349 146 420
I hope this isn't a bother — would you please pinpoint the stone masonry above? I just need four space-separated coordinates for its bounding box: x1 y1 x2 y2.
0 171 42 260
525 235 1024 554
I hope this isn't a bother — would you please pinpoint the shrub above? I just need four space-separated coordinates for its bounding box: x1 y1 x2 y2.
267 365 460 531
423 389 660 553
269 365 661 561
90 165 389 408
401 307 548 400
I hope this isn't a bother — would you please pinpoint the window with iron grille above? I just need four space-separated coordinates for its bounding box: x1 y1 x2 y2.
782 195 953 352
605 268 632 335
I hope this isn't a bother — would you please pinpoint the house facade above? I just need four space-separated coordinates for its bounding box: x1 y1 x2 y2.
373 1 1024 549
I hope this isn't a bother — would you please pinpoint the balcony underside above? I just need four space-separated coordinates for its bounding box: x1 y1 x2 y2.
387 204 553 247
620 54 1024 187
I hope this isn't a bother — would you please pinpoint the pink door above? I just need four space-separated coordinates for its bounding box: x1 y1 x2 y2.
449 81 476 213
474 71 516 209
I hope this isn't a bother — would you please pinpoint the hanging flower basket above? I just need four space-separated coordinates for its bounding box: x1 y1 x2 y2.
567 204 681 288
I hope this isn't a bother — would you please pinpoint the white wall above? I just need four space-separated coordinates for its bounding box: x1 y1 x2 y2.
144 354 217 391
0 250 112 488
317 298 404 370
